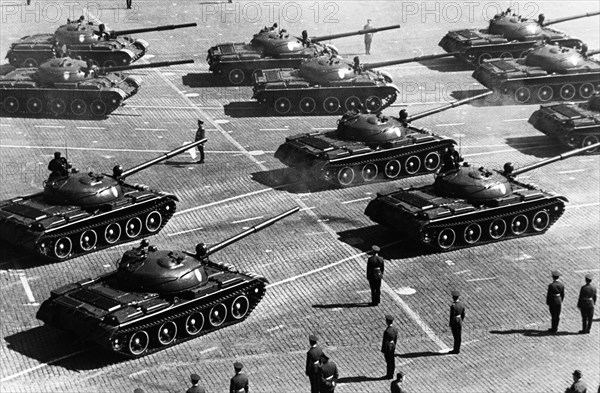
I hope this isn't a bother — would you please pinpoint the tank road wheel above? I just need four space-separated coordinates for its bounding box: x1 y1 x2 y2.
365 96 382 112
579 83 595 99
537 85 553 102
125 217 143 238
404 155 421 175
384 160 401 179
53 237 73 259
50 98 66 115
228 68 245 85
559 84 576 100
23 58 38 67
231 295 250 320
477 53 492 64
145 211 163 232
274 97 292 114
361 163 378 182
323 97 340 114
70 99 87 116
489 218 507 240
185 312 204 336
337 167 355 186
110 336 124 352
344 96 362 111
26 97 43 114
581 135 599 152
3 96 19 113
104 223 122 244
208 303 227 327
436 228 456 250
79 230 98 252
531 210 550 232
499 52 513 59
463 223 482 245
510 214 529 235
514 87 531 103
424 152 441 171
299 97 316 114
128 330 149 357
157 321 177 346
90 100 107 117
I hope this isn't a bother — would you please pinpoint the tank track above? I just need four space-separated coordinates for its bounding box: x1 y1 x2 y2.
34 197 176 261
107 279 267 358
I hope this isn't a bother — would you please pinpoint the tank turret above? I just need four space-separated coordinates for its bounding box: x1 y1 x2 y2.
364 142 600 251
252 52 457 115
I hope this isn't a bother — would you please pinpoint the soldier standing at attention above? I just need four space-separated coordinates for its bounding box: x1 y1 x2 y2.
306 334 323 393
577 274 597 334
186 373 206 393
390 371 406 393
381 315 398 379
318 353 338 393
195 120 206 163
565 370 589 393
449 290 465 354
366 245 385 306
126 0 132 9
363 19 373 55
546 270 565 333
229 362 249 393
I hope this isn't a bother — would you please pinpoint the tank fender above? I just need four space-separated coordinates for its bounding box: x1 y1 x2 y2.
324 44 339 55
378 70 393 83
160 192 179 202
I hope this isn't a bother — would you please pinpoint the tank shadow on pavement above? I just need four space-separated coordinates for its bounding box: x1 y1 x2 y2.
182 73 241 88
0 242 52 270
251 168 334 193
505 135 568 158
419 57 473 73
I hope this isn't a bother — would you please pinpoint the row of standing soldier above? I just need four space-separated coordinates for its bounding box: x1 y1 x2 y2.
183 362 249 393
547 271 597 334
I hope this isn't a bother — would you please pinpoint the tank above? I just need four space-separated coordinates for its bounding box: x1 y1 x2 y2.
472 43 600 104
439 9 600 65
528 90 600 152
6 16 197 68
274 91 491 187
252 53 456 115
207 24 401 85
36 207 299 358
0 140 206 261
0 57 194 117
364 142 600 251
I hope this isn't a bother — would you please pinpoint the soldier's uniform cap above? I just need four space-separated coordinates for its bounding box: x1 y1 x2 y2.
190 373 200 382
309 334 318 342
451 290 460 297
551 270 560 277
585 273 593 281
234 362 243 370
385 314 394 322
372 245 381 252
573 370 582 377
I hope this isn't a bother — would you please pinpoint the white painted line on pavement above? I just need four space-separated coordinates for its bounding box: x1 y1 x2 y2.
568 202 600 209
18 273 36 304
167 227 204 237
0 348 90 382
135 128 168 131
0 124 11 126
266 325 283 332
311 128 335 131
557 169 585 174
466 277 497 282
576 246 595 250
341 197 371 204
76 126 106 130
574 268 600 273
453 270 470 275
174 188 273 216
435 123 465 127
129 370 149 378
259 128 289 131
200 346 218 354
34 125 64 129
305 231 328 236
502 118 529 122
463 145 556 157
232 216 264 224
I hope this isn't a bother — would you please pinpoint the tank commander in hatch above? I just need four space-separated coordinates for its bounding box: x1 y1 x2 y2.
48 152 71 178
440 145 463 173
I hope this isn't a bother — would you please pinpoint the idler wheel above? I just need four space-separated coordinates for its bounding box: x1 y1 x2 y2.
53 237 73 259
361 163 378 182
128 330 149 356
26 97 43 114
344 96 361 111
337 167 355 186
3 96 19 113
582 135 599 153
50 98 66 115
537 85 553 102
477 53 492 64
209 303 227 327
104 223 122 244
157 321 177 346
274 97 292 114
23 57 38 67
510 214 529 235
228 68 245 85
145 211 162 232
559 84 576 100
424 152 441 171
125 217 143 238
436 228 456 250
579 83 594 99
365 96 382 112
231 295 250 320
404 155 421 175
499 52 513 59
70 99 87 116
488 218 507 240
532 211 550 232
384 160 401 179
323 97 340 114
299 97 316 114
185 312 204 336
90 100 107 117
79 230 98 251
514 87 531 103
463 223 482 245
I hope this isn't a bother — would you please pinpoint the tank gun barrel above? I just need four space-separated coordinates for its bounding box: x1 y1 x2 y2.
99 59 194 74
407 91 492 122
310 24 400 42
543 11 600 26
362 52 458 70
118 139 206 179
510 143 600 177
586 49 600 57
202 207 300 257
110 22 197 37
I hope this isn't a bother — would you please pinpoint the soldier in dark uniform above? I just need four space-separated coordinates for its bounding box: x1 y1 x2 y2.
48 152 70 178
566 370 589 393
449 290 465 354
390 371 406 393
318 352 338 393
366 245 385 306
195 120 206 163
398 109 408 126
381 314 398 379
306 334 323 393
440 145 462 173
186 373 206 393
229 362 249 393
126 0 132 9
577 274 597 334
546 270 565 333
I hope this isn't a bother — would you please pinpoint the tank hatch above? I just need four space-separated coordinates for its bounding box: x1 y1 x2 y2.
488 15 542 40
524 44 588 73
36 57 97 84
433 164 512 201
298 55 356 84
337 112 406 143
117 245 207 294
42 172 123 207
54 19 100 45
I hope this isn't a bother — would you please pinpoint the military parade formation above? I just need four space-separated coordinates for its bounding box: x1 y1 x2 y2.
0 1 599 392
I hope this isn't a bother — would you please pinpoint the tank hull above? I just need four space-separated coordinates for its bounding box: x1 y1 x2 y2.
36 265 267 358
439 28 583 65
0 184 177 261
275 129 455 186
528 102 600 153
365 181 567 251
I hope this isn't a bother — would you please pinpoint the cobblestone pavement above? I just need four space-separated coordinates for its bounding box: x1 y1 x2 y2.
1 1 599 392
